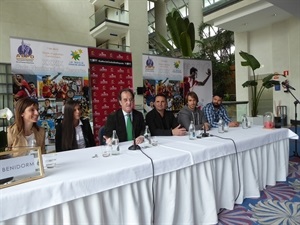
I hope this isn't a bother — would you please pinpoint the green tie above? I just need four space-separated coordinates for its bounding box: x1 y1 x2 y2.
126 114 133 141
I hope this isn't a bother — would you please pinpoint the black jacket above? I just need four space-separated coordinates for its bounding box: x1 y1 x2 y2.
145 109 179 136
55 118 96 152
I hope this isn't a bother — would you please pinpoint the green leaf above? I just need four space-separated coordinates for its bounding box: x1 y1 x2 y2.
187 23 195 51
176 16 186 36
180 32 192 57
263 80 280 89
157 32 175 52
166 13 180 49
239 51 260 71
242 80 257 88
262 74 275 82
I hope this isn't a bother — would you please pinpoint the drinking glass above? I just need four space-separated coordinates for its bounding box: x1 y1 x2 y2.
102 145 111 157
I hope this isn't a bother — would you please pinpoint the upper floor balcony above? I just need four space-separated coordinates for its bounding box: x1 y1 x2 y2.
89 5 129 43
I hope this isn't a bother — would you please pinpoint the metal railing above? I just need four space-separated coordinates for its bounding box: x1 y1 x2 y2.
97 43 130 52
89 5 129 31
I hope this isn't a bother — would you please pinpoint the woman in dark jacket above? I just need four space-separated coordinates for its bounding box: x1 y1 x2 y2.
55 99 95 152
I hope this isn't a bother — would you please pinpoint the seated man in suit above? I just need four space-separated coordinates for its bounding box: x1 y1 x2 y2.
145 93 186 136
104 88 145 144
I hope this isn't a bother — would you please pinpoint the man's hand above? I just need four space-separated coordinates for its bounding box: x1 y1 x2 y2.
172 125 187 136
203 122 210 131
135 135 144 144
228 121 239 127
103 136 112 145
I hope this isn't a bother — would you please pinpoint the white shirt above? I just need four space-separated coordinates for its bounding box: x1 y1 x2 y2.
25 133 36 147
75 120 86 149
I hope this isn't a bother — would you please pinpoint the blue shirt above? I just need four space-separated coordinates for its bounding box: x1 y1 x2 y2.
203 102 232 128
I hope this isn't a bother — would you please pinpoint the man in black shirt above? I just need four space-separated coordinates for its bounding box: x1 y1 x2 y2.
145 94 186 136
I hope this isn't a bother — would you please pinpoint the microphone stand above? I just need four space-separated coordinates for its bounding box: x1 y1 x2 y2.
286 88 299 157
128 116 141 150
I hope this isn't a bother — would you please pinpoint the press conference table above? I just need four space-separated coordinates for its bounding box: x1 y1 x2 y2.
0 126 298 225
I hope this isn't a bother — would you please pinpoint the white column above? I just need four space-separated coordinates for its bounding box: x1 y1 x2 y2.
188 0 203 53
235 32 251 118
128 0 148 107
155 0 167 39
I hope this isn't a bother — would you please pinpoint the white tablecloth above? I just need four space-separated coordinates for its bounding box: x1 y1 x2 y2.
0 126 297 225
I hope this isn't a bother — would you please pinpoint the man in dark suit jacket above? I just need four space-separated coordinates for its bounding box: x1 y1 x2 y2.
145 94 186 136
104 88 145 143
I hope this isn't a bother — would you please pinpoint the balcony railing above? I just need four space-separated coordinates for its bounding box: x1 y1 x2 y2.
97 43 131 52
89 5 129 31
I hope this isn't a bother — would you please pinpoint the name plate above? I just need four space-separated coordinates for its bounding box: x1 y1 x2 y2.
0 146 45 189
0 155 36 179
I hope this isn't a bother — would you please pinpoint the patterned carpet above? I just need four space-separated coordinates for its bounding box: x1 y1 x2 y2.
217 156 300 225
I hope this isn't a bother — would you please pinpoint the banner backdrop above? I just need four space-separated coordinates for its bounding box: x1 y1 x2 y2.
142 54 212 113
10 37 89 76
88 48 133 145
183 59 212 109
10 37 90 149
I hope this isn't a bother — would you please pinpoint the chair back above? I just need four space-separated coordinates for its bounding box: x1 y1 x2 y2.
98 126 106 145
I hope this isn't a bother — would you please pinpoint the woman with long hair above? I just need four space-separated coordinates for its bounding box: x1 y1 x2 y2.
55 99 95 151
7 97 45 153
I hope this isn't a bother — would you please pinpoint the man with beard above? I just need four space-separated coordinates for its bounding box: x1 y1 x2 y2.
203 93 239 128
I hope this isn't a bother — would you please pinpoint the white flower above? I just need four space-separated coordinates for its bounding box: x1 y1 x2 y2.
0 108 13 120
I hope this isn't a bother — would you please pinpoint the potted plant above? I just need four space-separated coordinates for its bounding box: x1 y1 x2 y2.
239 51 281 117
148 9 195 58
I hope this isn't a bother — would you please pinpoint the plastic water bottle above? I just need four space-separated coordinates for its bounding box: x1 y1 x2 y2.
111 130 120 155
189 120 196 140
218 118 224 133
144 125 151 144
28 137 39 171
242 114 248 129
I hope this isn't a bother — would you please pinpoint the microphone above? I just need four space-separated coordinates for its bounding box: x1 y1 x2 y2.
202 126 209 137
128 114 141 150
282 81 296 90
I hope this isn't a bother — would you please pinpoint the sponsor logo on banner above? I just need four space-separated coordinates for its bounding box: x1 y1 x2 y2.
94 124 101 129
101 92 108 97
99 67 107 72
94 111 101 116
91 73 98 78
117 54 124 59
110 86 117 90
118 68 124 73
15 40 34 63
118 80 125 85
92 86 99 91
98 52 107 58
111 98 118 103
69 49 86 67
93 98 100 103
126 75 132 79
102 104 109 109
109 74 117 79
100 79 108 84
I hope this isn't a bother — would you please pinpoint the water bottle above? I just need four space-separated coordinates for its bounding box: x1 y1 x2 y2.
218 118 224 133
111 130 120 155
28 137 39 171
189 120 196 140
144 125 151 144
242 114 248 129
